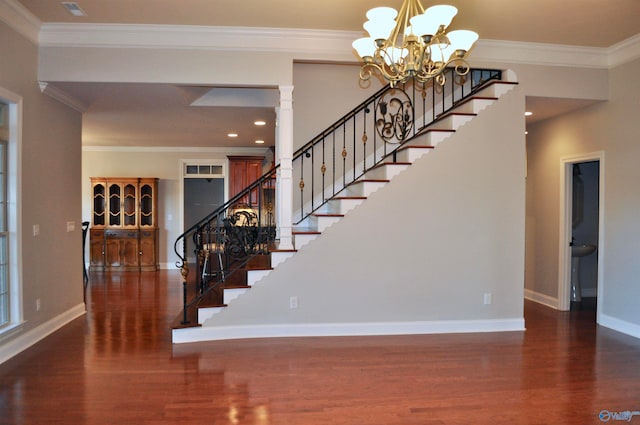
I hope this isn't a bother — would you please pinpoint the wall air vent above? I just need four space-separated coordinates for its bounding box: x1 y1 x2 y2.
61 2 87 17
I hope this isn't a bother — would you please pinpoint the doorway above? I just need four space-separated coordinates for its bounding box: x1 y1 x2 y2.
183 178 225 230
559 153 604 319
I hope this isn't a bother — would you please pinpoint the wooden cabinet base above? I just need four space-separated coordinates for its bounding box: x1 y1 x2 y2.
90 228 159 272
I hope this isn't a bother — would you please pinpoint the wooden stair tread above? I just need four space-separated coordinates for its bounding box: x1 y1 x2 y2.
313 213 344 217
437 111 477 118
421 128 456 132
373 161 412 168
398 145 435 150
293 230 321 235
333 196 367 200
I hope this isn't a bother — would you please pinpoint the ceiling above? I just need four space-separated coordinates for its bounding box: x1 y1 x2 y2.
16 0 640 147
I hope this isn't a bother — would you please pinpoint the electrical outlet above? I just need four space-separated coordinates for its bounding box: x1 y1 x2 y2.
33 224 40 237
483 293 492 305
289 296 298 309
66 221 75 232
36 298 41 311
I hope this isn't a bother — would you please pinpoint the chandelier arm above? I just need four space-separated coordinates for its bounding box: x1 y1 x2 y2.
375 49 403 80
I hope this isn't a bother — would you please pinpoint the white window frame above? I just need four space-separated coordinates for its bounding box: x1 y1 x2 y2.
0 87 23 336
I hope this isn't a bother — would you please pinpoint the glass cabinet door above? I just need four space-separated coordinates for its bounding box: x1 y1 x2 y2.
108 183 121 227
139 180 156 227
92 182 106 226
123 182 137 227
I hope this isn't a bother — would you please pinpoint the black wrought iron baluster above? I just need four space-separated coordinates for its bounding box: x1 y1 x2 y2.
299 154 305 222
321 135 326 202
363 106 369 172
311 147 315 211
422 81 427 130
332 129 336 198
342 123 346 189
352 113 356 182
411 81 417 139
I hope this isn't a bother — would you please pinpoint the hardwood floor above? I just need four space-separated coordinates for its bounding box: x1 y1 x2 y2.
1 271 640 425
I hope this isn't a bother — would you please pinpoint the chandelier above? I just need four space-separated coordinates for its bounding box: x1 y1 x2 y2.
352 0 478 87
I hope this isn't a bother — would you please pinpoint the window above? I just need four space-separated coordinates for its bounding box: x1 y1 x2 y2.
0 90 22 333
0 139 7 327
184 162 224 178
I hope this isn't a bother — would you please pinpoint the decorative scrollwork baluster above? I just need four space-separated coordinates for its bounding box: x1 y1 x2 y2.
375 89 414 144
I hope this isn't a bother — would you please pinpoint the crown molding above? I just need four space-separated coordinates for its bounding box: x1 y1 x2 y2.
0 0 41 44
0 18 629 69
38 23 640 69
38 82 88 112
39 23 358 62
472 39 609 69
608 33 640 68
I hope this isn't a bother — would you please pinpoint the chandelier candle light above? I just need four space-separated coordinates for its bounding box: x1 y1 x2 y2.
353 0 479 87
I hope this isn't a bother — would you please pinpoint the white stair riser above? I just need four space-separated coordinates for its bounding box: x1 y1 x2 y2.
247 269 271 286
271 251 295 268
198 306 224 324
319 198 365 215
293 233 320 249
313 215 342 232
223 287 250 304
395 148 433 163
426 131 454 147
454 98 496 114
479 83 514 98
346 181 387 197
430 114 474 131
365 164 410 180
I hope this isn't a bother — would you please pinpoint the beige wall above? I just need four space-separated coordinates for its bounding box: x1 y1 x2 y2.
525 56 640 333
292 62 384 148
0 21 83 353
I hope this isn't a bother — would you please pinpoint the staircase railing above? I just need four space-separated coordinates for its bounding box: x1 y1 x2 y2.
174 67 502 325
174 169 277 324
293 68 502 224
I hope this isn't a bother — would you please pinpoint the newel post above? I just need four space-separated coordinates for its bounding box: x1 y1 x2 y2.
276 85 294 250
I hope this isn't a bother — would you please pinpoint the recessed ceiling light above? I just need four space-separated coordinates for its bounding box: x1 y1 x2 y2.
255 140 265 144
254 120 266 126
525 111 533 116
227 133 238 138
61 2 87 17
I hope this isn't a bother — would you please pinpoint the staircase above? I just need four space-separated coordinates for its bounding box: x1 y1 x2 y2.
172 70 520 343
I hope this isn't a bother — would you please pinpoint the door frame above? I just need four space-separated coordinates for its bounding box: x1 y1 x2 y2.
558 151 605 319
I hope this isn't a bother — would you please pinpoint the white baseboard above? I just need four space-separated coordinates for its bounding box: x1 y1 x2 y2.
0 303 86 364
172 318 526 344
599 313 640 340
524 289 559 309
